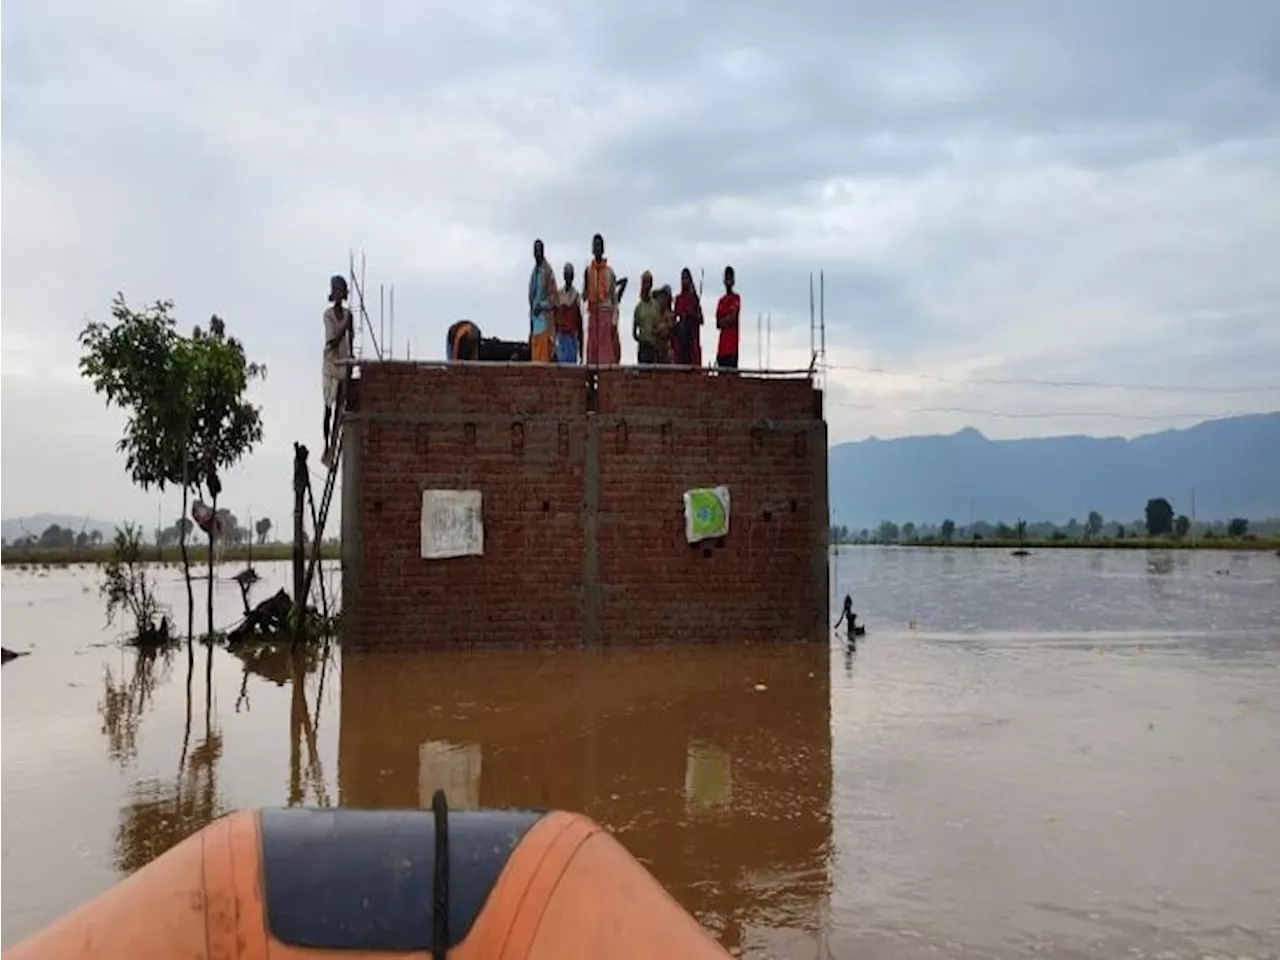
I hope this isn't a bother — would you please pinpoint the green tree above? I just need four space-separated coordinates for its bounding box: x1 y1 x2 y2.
1174 514 1191 539
1145 498 1174 537
1086 511 1103 539
1227 517 1249 538
80 297 200 634
215 509 241 545
901 522 917 543
877 520 900 543
39 524 76 549
940 518 956 543
79 298 264 638
100 523 170 644
187 316 265 635
255 517 273 545
995 521 1014 539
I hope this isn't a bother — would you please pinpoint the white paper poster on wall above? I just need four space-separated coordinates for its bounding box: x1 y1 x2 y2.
421 490 484 560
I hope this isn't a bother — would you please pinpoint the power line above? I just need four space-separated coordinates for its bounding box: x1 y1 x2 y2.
825 363 1280 395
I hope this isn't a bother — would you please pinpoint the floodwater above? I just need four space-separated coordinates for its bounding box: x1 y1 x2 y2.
3 547 1279 958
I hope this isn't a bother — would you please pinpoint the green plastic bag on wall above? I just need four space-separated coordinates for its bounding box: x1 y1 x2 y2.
684 485 730 543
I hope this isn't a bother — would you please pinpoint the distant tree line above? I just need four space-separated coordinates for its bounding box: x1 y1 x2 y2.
4 515 274 551
152 513 273 547
4 524 107 550
830 498 1274 546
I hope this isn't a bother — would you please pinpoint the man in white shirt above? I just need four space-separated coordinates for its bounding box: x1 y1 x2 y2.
322 275 353 468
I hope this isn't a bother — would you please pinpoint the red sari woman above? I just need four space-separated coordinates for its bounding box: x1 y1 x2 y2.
672 267 703 366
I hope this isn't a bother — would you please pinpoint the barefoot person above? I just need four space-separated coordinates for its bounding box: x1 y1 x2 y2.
633 270 663 364
584 233 620 365
715 265 741 371
322 275 353 468
555 262 584 364
673 267 703 366
528 239 558 363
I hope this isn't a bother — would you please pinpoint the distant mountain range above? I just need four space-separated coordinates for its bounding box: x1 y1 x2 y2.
828 412 1280 531
7 414 1279 542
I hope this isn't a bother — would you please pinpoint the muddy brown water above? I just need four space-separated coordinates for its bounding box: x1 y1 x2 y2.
3 548 1279 958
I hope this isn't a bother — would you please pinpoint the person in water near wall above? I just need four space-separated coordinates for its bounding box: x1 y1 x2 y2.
715 265 741 371
584 233 619 365
528 239 559 363
555 262 584 364
321 274 353 469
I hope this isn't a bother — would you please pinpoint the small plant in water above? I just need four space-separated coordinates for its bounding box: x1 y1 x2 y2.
101 524 172 646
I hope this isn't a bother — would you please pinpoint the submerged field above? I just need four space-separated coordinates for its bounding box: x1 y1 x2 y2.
4 547 1280 958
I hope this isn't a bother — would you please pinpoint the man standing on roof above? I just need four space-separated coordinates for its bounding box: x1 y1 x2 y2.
322 274 353 469
529 239 558 363
633 271 663 365
555 262 584 364
584 233 619 365
715 266 741 371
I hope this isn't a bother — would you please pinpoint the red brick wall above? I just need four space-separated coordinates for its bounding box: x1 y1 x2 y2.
341 363 828 648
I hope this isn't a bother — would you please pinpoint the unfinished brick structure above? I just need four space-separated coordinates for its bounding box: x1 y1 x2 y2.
340 363 828 648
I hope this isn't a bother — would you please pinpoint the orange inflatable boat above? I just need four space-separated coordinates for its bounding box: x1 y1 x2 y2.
10 792 730 959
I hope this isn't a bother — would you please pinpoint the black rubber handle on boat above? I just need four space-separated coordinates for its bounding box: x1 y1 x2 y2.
432 789 450 958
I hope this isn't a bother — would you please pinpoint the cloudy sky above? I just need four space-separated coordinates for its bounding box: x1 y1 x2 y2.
3 0 1279 529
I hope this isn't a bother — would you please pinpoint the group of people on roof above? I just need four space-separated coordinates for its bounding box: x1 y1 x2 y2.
529 233 741 369
317 237 746 466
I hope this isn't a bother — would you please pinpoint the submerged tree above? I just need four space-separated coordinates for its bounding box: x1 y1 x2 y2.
100 523 170 645
80 297 197 632
187 316 265 636
79 296 264 639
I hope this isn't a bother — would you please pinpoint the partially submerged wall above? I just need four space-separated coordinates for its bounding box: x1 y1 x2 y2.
341 363 828 648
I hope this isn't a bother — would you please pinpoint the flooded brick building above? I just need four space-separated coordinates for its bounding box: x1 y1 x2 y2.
340 362 828 648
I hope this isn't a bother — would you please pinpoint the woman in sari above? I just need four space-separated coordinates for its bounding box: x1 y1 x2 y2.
672 267 703 366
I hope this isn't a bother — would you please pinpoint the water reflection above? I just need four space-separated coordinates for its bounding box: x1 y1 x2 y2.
338 644 834 951
288 644 333 808
107 645 226 874
99 645 175 764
